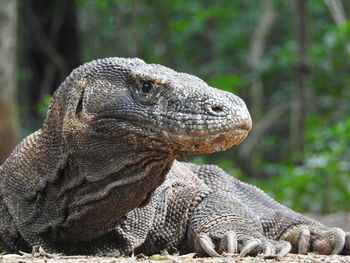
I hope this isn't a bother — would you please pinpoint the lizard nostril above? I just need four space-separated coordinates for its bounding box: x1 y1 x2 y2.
207 104 226 116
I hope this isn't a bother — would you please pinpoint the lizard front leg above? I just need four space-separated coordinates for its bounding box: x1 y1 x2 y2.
119 179 289 257
187 163 350 255
187 190 291 257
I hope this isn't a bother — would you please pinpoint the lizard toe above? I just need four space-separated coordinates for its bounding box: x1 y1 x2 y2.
313 227 345 255
298 227 310 254
276 241 292 257
195 230 291 257
280 224 310 254
238 236 288 257
280 224 347 255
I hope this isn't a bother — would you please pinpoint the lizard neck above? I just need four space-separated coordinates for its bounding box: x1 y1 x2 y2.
55 130 176 241
1 128 175 242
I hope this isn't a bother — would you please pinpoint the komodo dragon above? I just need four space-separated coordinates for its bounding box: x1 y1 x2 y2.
0 57 349 257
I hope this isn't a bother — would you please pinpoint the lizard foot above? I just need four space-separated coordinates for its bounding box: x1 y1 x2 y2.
194 231 291 257
280 224 350 255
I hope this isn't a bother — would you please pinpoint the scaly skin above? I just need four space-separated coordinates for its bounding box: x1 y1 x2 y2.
0 57 348 257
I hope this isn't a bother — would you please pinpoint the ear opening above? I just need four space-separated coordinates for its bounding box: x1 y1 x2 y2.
76 89 85 117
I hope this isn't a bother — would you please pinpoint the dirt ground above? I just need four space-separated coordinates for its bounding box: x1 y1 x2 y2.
2 253 350 263
2 212 350 263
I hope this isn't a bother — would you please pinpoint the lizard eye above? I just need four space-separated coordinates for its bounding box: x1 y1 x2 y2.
141 82 153 93
132 80 163 105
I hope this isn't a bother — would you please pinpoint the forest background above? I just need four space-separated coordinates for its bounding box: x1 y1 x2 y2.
0 0 350 214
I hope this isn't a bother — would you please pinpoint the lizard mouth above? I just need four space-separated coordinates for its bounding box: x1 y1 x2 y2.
162 125 250 154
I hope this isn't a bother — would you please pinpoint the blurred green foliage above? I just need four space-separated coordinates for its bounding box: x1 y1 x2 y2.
35 95 51 115
27 0 350 213
253 117 350 213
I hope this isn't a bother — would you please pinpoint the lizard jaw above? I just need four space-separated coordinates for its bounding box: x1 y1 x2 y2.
160 125 250 154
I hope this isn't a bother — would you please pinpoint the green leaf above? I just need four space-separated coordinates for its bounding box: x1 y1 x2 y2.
150 254 169 261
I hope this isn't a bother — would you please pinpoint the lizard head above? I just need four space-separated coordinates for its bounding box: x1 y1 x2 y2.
126 63 252 154
50 57 251 156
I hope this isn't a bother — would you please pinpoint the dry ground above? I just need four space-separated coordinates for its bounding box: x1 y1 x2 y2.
2 253 350 263
2 212 350 263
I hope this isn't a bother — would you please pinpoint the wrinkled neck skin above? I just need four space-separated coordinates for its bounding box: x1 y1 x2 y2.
2 126 175 243
57 126 175 241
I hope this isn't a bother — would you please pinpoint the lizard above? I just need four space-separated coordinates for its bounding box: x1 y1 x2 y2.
0 57 349 257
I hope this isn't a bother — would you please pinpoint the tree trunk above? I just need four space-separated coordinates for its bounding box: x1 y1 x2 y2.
0 0 18 164
240 0 275 178
249 0 275 121
19 0 80 123
324 0 350 56
290 0 309 164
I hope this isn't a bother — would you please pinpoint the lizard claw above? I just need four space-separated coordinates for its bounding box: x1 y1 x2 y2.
195 231 291 257
280 225 310 254
276 241 292 257
263 242 275 257
239 239 261 257
330 228 346 254
197 233 221 257
220 231 237 254
342 232 350 254
297 227 310 254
